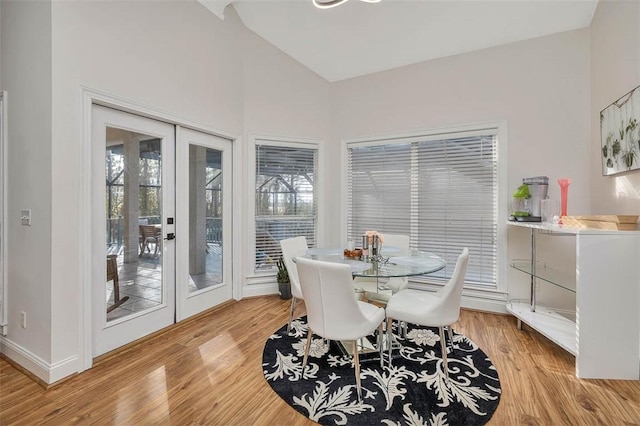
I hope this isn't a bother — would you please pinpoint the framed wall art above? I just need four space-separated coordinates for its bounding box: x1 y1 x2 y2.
601 85 640 176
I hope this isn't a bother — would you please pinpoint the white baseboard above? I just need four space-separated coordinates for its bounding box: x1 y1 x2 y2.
0 335 78 384
241 278 508 314
242 281 279 298
409 281 508 314
49 355 79 383
461 295 508 314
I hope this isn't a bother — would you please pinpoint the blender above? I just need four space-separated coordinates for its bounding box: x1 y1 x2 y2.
522 176 548 220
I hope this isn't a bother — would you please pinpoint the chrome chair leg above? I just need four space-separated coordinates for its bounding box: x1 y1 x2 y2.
447 325 455 355
377 323 384 367
301 329 313 378
287 297 297 334
439 326 449 380
353 340 362 404
386 316 394 366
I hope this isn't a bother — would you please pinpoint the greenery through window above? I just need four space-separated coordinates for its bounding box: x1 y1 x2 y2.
203 147 222 244
105 139 162 249
255 143 317 271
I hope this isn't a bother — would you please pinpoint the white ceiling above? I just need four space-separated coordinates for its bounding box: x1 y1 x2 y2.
200 0 599 82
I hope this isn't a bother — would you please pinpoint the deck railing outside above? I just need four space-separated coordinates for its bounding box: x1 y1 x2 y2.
106 216 222 249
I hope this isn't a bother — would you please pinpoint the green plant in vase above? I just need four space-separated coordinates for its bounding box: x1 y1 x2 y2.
603 133 612 168
512 184 530 217
276 256 291 300
626 117 639 155
612 138 621 158
625 117 637 136
602 132 617 169
621 118 638 169
622 150 636 169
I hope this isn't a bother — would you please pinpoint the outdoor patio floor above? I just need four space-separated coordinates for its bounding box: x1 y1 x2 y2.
106 243 223 321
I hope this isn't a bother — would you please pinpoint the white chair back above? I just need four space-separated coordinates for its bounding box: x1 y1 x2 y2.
297 256 386 403
382 233 410 255
296 257 379 341
280 236 308 300
430 247 470 325
382 234 410 292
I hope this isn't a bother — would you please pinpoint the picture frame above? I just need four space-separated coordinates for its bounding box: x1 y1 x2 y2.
601 85 640 176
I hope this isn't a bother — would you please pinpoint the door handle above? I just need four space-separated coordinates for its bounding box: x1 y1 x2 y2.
164 233 175 241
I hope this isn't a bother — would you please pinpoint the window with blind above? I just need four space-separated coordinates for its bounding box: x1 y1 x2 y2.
255 143 317 272
347 129 498 288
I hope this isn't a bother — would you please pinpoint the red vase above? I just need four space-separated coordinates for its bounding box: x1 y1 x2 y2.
558 178 571 217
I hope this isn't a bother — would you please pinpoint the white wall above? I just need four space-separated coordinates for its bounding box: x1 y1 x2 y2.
331 29 591 306
50 0 245 368
589 2 640 364
590 0 640 214
241 18 332 287
0 0 53 366
0 0 332 382
242 28 331 139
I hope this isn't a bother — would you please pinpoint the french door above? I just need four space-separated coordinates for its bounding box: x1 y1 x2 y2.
92 106 176 356
176 128 232 320
91 105 233 357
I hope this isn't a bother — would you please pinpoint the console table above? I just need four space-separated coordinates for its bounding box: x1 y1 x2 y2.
508 221 640 379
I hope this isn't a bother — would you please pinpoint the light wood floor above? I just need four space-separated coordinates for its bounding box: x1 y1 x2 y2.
1 296 640 425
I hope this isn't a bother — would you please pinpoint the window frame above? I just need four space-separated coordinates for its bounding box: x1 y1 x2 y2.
341 122 508 296
249 135 322 277
0 92 6 335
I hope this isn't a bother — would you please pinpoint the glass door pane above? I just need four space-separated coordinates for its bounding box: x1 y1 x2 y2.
105 129 163 321
188 145 223 293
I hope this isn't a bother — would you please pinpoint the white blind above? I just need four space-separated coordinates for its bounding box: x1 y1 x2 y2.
347 131 497 287
255 143 317 271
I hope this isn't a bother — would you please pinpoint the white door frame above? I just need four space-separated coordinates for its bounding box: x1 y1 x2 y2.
0 91 7 336
79 87 242 371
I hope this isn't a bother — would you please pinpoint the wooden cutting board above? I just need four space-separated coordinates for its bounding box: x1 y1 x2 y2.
561 215 639 230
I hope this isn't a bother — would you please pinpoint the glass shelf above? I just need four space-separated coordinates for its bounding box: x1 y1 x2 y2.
509 260 576 293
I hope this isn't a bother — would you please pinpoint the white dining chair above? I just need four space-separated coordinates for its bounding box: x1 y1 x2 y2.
279 236 308 334
296 257 386 403
353 233 410 303
385 247 469 379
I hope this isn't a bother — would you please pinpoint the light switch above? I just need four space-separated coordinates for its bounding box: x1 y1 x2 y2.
20 209 31 226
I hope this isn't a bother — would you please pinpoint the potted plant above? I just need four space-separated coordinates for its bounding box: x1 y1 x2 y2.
276 256 292 300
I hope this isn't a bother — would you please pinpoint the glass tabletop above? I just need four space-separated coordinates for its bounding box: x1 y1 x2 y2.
299 249 446 278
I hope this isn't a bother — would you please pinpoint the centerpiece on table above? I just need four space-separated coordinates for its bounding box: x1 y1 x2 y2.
363 230 384 260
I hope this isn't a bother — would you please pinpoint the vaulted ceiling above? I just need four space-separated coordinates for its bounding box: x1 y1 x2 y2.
199 0 598 82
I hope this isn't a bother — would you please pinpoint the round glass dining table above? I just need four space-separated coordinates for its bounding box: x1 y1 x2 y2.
299 247 446 279
295 247 447 358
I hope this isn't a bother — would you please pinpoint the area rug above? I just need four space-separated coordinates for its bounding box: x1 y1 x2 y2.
262 316 501 425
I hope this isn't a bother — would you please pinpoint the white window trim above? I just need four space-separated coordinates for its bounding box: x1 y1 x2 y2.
246 134 324 283
340 120 509 299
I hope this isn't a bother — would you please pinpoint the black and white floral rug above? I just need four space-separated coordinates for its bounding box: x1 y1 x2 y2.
262 316 501 425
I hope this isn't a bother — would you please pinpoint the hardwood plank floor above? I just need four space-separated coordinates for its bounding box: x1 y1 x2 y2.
1 296 640 425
